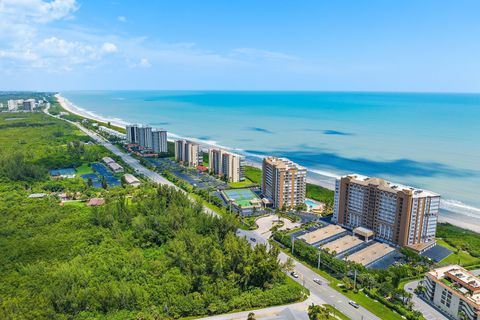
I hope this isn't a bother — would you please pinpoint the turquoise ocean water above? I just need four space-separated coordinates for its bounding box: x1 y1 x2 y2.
61 91 480 222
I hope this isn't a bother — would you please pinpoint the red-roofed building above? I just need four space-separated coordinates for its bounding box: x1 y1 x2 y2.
87 198 105 206
197 165 209 173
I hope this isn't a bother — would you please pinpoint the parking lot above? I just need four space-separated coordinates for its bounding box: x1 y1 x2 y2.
147 157 227 190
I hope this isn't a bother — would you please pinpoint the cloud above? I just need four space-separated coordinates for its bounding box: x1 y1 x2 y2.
117 16 127 23
101 42 118 53
0 0 78 23
139 58 151 67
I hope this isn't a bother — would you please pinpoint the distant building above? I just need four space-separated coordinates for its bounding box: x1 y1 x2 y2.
102 157 115 164
152 130 167 154
262 157 307 209
137 126 153 149
208 148 245 182
126 124 139 144
108 162 124 173
99 126 126 139
23 99 36 111
28 193 46 199
332 174 440 250
123 173 141 187
174 139 201 167
423 265 480 320
7 100 18 111
87 198 105 206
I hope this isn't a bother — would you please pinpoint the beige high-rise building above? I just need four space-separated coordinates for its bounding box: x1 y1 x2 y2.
332 174 440 250
174 139 201 167
262 157 306 209
208 148 245 182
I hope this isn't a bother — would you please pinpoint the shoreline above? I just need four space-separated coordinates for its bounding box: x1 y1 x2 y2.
56 93 480 233
56 93 335 189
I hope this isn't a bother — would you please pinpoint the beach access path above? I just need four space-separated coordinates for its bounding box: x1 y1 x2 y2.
45 102 380 320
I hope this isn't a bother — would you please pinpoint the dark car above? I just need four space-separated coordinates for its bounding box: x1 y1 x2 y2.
290 271 299 278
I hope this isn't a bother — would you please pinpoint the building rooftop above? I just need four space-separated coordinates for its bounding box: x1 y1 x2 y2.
298 225 346 245
263 156 306 172
124 173 140 185
342 174 439 198
428 265 480 307
344 242 395 266
102 157 115 164
108 162 123 171
353 226 375 238
87 198 105 206
28 193 46 198
321 235 364 254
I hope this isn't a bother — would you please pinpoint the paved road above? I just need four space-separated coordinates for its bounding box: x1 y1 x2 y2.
198 296 321 320
238 229 380 320
46 107 379 320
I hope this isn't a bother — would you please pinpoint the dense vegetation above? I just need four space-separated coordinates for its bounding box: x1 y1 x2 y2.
305 183 334 211
0 112 306 319
437 223 480 266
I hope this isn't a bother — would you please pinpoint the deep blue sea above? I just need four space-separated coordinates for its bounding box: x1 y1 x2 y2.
61 91 480 223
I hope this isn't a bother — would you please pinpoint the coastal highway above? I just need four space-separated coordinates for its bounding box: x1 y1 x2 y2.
45 106 380 320
238 229 380 320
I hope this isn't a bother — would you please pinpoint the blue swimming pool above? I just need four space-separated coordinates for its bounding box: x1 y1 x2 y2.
305 199 320 208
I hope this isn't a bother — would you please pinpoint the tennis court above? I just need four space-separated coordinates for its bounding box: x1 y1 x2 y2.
223 188 259 207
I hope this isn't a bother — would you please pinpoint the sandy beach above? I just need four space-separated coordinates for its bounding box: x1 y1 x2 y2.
55 94 480 233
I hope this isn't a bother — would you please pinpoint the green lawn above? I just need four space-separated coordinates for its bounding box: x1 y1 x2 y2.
62 200 86 207
75 163 93 175
244 166 262 184
323 304 349 320
228 178 256 188
437 239 480 266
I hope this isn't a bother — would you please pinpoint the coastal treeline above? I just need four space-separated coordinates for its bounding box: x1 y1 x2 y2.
0 112 306 319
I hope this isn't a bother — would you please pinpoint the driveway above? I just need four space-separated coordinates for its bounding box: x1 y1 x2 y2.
255 214 301 239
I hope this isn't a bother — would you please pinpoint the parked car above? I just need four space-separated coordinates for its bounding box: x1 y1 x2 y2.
250 237 257 242
349 300 359 309
290 271 299 278
313 278 322 285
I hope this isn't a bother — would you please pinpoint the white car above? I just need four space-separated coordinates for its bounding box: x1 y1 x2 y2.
313 278 322 285
290 271 299 278
349 300 359 309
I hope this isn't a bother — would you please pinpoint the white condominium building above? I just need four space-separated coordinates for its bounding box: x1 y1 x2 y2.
423 265 480 320
137 126 152 149
332 174 440 250
126 124 139 144
208 148 245 182
152 130 167 154
262 157 306 209
175 139 201 167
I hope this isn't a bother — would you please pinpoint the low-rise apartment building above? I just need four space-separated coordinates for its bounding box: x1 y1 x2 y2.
423 265 480 320
261 157 306 209
208 148 245 182
332 174 440 250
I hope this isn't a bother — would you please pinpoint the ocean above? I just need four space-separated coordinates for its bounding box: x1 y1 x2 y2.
61 90 480 225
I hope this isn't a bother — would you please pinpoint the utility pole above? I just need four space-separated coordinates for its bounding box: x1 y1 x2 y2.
317 250 321 269
353 269 357 291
